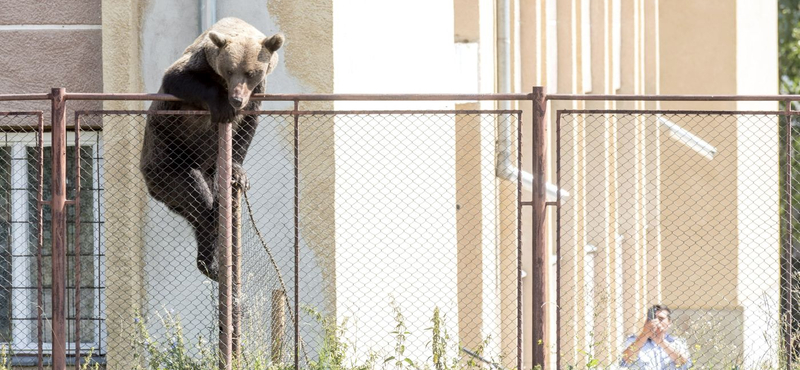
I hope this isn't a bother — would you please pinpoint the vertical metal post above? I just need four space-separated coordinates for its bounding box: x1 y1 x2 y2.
516 110 523 370
74 114 83 370
531 86 547 368
36 112 44 370
50 87 67 370
785 100 794 368
232 188 242 362
293 99 300 370
555 112 563 370
217 120 233 370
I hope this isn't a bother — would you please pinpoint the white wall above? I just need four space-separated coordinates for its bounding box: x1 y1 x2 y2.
332 0 460 362
735 0 780 367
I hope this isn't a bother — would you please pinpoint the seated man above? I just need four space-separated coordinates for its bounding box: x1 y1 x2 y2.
620 304 692 369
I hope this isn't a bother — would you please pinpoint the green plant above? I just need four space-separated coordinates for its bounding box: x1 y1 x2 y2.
79 347 101 370
0 345 8 370
304 305 349 370
131 303 507 370
132 310 217 370
429 307 458 370
385 298 419 370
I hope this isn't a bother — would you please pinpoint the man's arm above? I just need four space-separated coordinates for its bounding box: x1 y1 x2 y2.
621 334 648 364
657 338 690 368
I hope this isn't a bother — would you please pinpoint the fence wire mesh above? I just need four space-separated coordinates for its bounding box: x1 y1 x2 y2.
0 113 45 361
69 109 521 370
556 111 786 369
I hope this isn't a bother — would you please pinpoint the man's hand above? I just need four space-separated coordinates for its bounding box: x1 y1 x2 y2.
651 321 667 345
641 319 659 339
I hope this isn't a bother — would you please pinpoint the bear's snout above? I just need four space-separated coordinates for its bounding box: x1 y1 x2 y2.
229 96 245 109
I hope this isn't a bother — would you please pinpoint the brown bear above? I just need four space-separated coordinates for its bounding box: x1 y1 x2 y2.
140 17 284 281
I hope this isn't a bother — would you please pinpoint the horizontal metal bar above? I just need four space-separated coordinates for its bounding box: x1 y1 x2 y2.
65 93 182 102
0 94 50 102
65 92 535 102
12 253 104 258
248 93 534 101
557 109 792 116
1 91 800 103
76 109 208 116
76 109 523 116
9 286 105 291
548 94 800 102
0 111 43 116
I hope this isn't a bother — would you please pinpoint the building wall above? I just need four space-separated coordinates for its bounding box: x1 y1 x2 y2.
331 0 462 363
518 0 779 368
0 0 781 369
0 1 103 368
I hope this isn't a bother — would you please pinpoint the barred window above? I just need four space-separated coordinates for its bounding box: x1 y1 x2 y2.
0 130 103 353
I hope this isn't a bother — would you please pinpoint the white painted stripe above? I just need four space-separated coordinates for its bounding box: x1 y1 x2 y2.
0 24 101 31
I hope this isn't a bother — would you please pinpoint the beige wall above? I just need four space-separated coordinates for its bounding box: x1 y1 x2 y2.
517 0 779 368
101 1 148 369
0 1 103 368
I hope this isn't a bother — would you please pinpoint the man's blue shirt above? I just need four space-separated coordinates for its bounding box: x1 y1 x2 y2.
619 334 692 370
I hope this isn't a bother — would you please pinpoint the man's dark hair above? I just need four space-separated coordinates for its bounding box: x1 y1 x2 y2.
650 304 671 319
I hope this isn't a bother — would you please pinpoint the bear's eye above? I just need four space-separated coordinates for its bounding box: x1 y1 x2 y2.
247 70 257 78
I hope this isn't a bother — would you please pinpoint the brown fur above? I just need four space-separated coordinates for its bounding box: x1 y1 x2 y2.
140 17 284 280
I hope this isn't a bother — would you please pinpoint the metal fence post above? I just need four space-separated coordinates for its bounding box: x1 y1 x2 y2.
217 119 233 370
293 99 300 370
784 99 794 369
50 87 67 370
232 187 242 362
531 86 547 368
36 111 44 370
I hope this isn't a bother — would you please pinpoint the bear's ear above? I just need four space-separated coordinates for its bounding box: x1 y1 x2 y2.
262 33 285 53
208 31 230 48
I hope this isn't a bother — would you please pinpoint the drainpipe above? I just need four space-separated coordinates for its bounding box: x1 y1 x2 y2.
495 0 567 201
200 0 216 32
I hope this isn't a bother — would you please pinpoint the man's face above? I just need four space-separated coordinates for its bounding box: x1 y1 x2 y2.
655 309 671 329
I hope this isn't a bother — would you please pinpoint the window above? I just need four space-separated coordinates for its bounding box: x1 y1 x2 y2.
0 130 103 354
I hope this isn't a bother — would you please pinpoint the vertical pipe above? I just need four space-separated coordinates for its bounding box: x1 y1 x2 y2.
785 100 794 368
50 87 67 370
555 112 562 370
199 0 217 32
531 86 547 368
516 111 523 370
293 99 300 370
232 187 242 362
36 112 44 370
217 119 233 370
74 115 82 370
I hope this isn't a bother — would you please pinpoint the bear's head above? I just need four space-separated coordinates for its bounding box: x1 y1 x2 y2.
206 31 284 110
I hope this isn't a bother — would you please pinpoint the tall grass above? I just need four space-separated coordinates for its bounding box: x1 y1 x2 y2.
130 304 508 370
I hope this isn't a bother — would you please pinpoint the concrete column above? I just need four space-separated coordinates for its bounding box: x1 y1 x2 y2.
101 1 147 369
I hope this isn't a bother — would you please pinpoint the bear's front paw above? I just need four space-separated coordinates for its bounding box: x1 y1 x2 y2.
198 259 219 282
210 102 238 123
231 163 250 191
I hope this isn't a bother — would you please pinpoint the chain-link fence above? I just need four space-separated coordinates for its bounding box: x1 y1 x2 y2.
555 109 786 369
18 89 800 370
0 112 45 367
55 104 523 370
